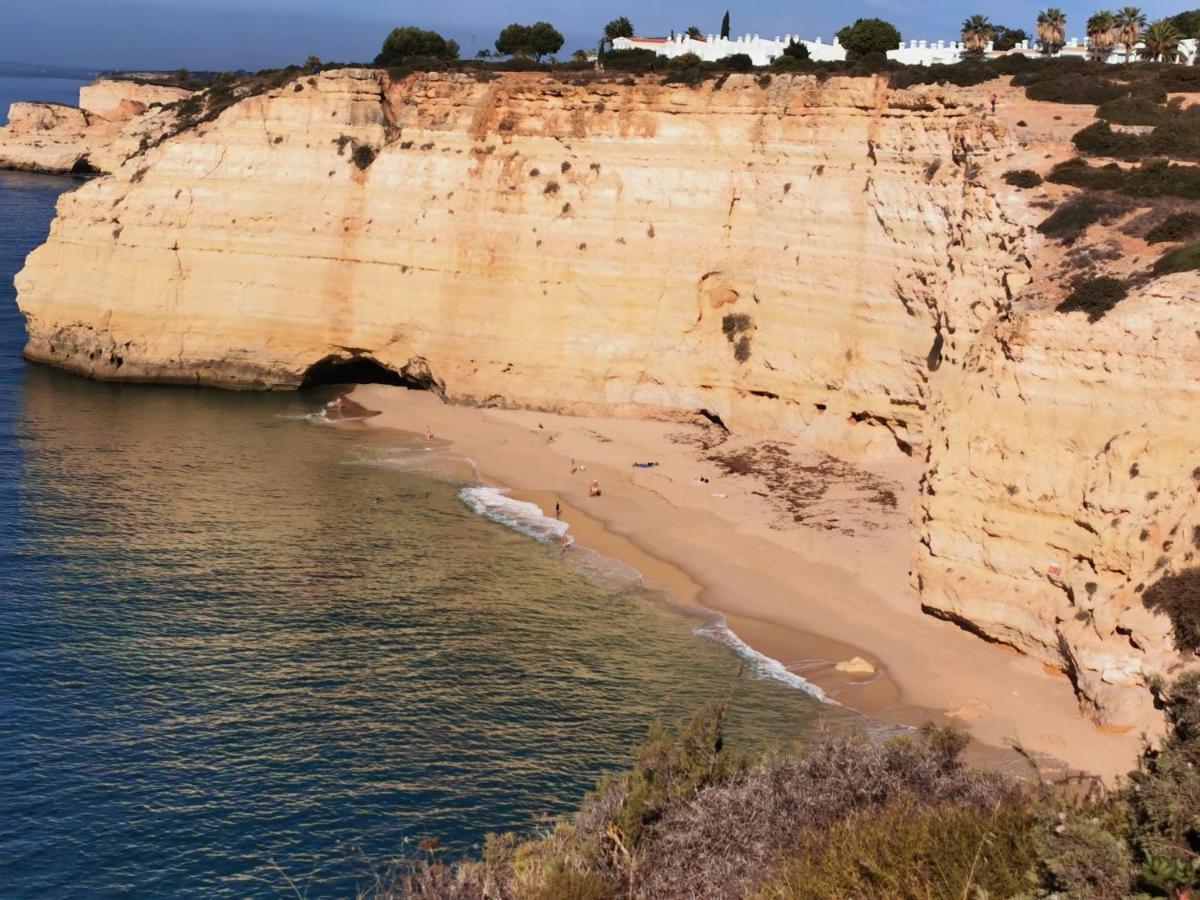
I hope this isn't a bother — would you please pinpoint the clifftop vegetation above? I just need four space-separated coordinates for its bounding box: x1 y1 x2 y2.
373 675 1200 898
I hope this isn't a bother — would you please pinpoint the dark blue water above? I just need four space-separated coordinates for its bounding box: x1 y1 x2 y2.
0 164 849 897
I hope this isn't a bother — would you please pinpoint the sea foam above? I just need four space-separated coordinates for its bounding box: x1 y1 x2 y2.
694 618 837 705
459 486 568 542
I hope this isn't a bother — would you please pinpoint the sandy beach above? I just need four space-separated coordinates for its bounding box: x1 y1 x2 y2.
347 384 1145 778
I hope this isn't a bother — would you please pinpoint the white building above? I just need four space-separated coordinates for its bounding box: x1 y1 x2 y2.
613 32 1199 68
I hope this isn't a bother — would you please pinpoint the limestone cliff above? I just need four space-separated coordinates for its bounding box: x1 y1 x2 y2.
0 79 189 174
13 68 1197 724
915 278 1200 723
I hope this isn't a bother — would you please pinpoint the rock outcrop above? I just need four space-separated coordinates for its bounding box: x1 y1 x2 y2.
915 278 1200 724
13 67 1197 724
0 79 188 174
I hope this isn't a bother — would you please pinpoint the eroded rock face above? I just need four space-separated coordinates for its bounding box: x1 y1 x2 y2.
16 68 1024 445
14 68 1197 722
915 279 1200 726
0 79 188 174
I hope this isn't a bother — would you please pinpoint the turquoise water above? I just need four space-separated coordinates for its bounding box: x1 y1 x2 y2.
0 168 851 896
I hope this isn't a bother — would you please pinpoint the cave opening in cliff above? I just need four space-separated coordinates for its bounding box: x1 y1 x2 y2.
300 355 408 389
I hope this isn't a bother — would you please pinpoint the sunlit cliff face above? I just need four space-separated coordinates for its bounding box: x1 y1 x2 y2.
14 68 1200 726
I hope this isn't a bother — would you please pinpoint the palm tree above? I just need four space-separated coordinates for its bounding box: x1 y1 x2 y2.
1036 7 1067 55
1086 11 1117 61
1114 6 1147 61
1138 18 1185 61
960 15 996 54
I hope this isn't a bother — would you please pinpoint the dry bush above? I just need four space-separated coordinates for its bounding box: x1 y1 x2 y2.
760 796 1038 899
631 725 1016 898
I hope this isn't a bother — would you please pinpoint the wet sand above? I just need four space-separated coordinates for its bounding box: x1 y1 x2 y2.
347 384 1145 778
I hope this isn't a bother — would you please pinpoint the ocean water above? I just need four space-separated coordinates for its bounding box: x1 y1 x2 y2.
0 170 856 896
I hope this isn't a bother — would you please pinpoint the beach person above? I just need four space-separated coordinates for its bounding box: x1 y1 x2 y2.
570 458 577 474
560 532 573 554
589 480 601 498
990 93 997 114
555 501 561 518
425 424 433 441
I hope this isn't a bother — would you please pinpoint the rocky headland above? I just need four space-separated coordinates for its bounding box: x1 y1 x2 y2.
6 66 1198 750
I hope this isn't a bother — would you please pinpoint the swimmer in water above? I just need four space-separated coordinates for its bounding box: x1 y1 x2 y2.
561 532 574 554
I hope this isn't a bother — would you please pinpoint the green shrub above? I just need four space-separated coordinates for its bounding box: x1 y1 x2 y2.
1056 276 1129 321
719 53 754 72
601 47 661 72
1145 211 1200 243
1158 63 1200 92
1048 157 1200 200
782 38 809 60
1037 807 1137 899
1073 120 1144 157
836 17 901 59
1004 168 1044 188
1075 105 1200 162
375 26 460 65
1038 195 1127 240
1026 73 1136 105
760 798 1038 900
1153 241 1200 275
1143 568 1200 652
615 704 745 846
1126 673 1200 882
1096 95 1169 125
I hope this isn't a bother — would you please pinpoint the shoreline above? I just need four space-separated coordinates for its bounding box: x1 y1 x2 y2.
346 385 1145 778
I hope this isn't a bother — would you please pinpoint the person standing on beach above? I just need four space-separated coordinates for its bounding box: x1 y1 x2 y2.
560 532 573 554
555 501 561 518
425 425 433 441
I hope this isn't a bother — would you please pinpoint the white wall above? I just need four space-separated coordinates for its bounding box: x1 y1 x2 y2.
613 33 1200 68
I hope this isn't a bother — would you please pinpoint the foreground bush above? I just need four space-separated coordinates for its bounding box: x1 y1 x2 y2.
374 677 1200 898
760 798 1037 899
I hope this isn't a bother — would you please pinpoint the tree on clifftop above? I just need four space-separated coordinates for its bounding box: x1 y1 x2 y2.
1139 18 1186 61
960 14 995 56
720 10 731 39
496 21 565 61
836 18 902 58
1115 6 1148 60
1035 7 1067 55
375 26 460 65
991 25 1029 51
605 17 634 41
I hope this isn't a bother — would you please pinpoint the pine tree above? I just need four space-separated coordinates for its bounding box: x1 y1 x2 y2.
720 10 731 39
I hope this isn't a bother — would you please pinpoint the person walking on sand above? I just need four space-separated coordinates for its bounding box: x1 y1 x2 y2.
425 425 433 441
990 93 997 114
555 501 561 518
589 480 601 498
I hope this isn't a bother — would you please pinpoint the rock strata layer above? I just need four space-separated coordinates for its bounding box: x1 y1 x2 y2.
14 68 1198 724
